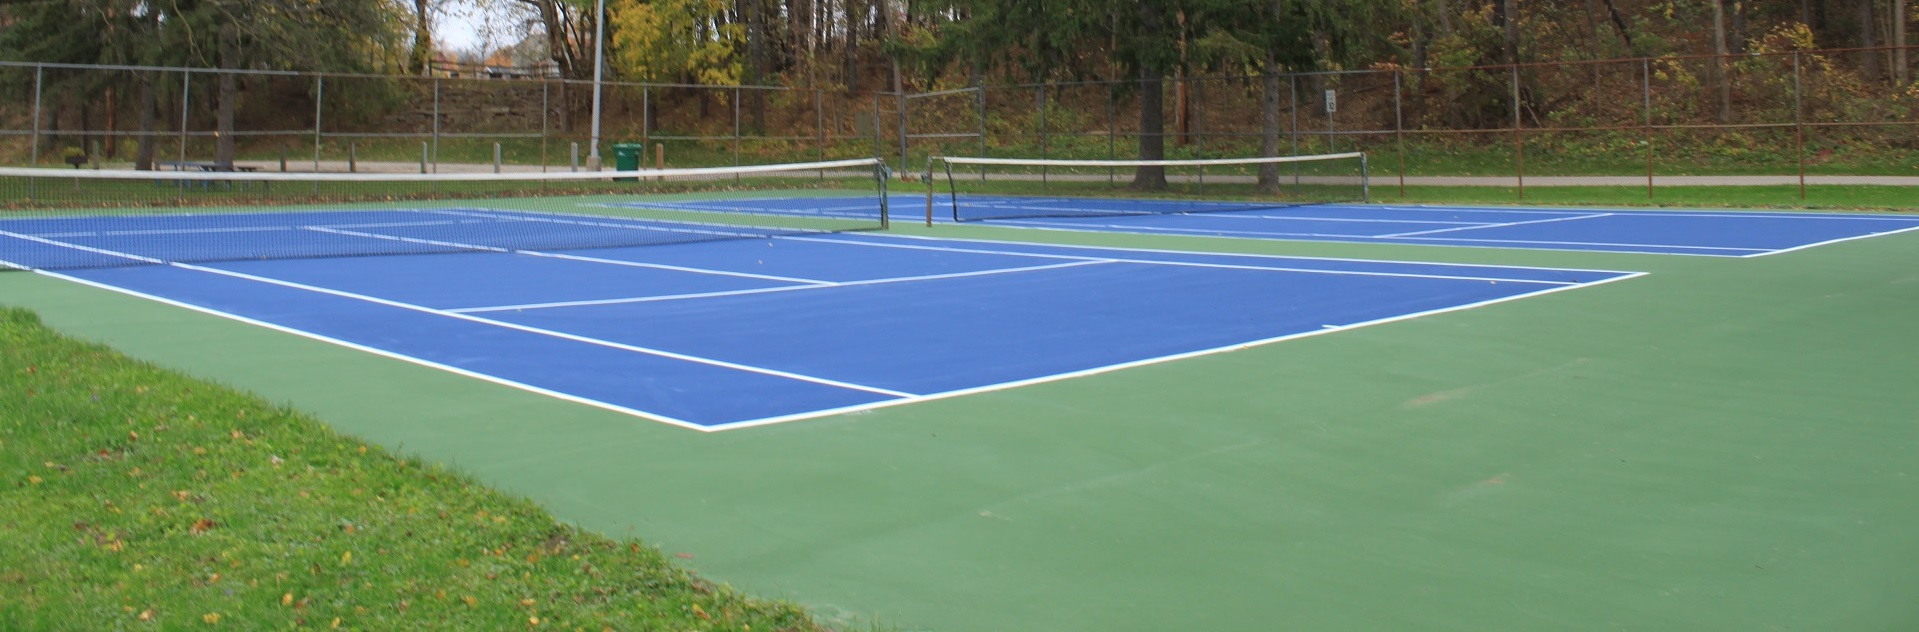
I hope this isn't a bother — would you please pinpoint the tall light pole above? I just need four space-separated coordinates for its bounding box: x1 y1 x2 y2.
587 0 607 170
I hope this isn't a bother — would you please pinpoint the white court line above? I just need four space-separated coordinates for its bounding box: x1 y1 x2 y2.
1744 223 1919 258
813 231 1643 275
32 268 723 432
974 221 1757 259
423 208 781 241
8 229 915 400
519 251 829 284
315 224 834 286
1374 213 1614 238
1363 203 1919 221
450 260 1113 313
14 227 1649 432
1198 213 1484 225
0 229 167 264
704 270 1651 431
785 235 1579 285
41 225 296 238
993 217 1403 240
305 226 513 253
1395 233 1767 252
177 262 918 399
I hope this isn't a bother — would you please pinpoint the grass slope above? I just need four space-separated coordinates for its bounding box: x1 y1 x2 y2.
0 307 824 631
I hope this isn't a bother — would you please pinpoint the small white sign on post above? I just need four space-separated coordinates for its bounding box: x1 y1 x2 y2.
1324 89 1338 114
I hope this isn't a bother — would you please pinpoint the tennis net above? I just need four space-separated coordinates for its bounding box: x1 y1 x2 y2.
929 153 1368 223
0 158 889 271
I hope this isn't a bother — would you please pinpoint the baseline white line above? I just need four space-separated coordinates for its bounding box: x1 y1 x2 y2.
1366 203 1919 221
991 218 1402 240
960 222 1750 258
704 271 1652 431
1374 213 1614 238
812 231 1645 274
1745 223 1919 258
450 260 1114 313
1202 213 1484 225
784 235 1577 285
30 269 719 432
1397 233 1766 252
517 251 830 284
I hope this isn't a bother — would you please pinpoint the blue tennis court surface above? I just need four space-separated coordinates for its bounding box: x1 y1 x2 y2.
6 208 1640 430
621 195 1919 257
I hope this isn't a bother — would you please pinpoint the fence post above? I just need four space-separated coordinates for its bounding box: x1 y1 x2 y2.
541 80 550 172
1643 57 1654 199
1395 69 1406 196
897 88 908 179
977 81 987 183
1038 84 1048 190
1290 74 1301 189
734 86 743 181
570 142 578 172
1108 81 1117 185
313 76 324 174
1794 51 1806 200
431 75 441 174
421 141 429 174
815 87 826 177
349 142 357 173
29 65 41 167
494 142 502 173
1195 75 1206 194
1511 64 1523 199
179 72 191 165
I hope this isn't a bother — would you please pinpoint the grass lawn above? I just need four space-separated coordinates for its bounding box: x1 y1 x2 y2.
0 308 827 631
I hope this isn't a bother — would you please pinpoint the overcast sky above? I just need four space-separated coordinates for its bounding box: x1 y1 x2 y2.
435 1 488 54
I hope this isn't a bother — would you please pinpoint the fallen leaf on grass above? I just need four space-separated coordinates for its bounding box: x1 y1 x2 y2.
190 519 216 535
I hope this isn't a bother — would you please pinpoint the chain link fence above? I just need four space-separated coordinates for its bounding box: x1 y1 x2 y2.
5 46 1917 197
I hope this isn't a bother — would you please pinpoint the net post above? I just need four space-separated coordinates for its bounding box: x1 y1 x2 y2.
944 159 960 223
923 155 936 227
876 160 891 230
1361 153 1371 203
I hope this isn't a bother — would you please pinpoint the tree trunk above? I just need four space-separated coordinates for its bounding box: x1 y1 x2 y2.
135 75 157 171
1713 0 1732 123
1130 0 1168 190
216 72 238 168
1896 0 1909 86
1861 0 1882 81
1600 0 1633 48
1499 0 1521 65
413 0 434 76
1258 51 1281 193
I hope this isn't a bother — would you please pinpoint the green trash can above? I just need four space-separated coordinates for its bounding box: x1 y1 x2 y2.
611 143 645 181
